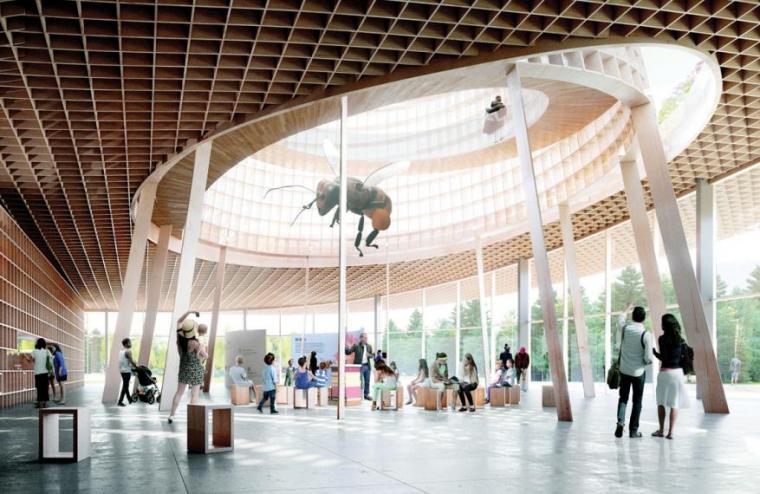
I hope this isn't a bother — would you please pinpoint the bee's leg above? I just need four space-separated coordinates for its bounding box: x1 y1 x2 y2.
365 229 380 249
329 208 340 228
354 215 365 257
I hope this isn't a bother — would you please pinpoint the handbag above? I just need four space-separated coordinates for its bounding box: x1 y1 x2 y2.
606 326 626 390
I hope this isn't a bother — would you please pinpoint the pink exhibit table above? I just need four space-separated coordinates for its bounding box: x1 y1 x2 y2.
331 364 362 406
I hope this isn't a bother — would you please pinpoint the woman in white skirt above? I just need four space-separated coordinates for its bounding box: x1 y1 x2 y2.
653 314 690 439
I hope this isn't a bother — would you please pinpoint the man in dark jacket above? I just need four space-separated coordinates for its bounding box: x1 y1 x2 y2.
345 333 374 400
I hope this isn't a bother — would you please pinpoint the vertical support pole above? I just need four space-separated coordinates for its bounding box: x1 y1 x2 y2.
421 288 427 359
475 246 491 382
619 157 667 340
337 96 348 420
517 257 530 387
507 65 571 421
562 263 569 377
243 309 248 331
455 280 461 374
138 224 172 368
277 310 283 369
102 180 157 404
559 203 595 398
385 261 390 357
490 271 497 367
373 295 380 352
632 103 728 413
203 246 226 392
300 259 310 356
159 141 212 411
696 178 716 352
104 310 109 369
604 230 613 377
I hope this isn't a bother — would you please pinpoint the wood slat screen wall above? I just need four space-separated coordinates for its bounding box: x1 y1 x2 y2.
0 205 85 408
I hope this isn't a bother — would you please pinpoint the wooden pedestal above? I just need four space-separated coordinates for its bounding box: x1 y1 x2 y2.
317 387 329 407
187 403 234 454
473 387 485 407
509 386 521 405
231 385 250 405
39 408 91 462
414 387 426 407
294 387 317 409
542 385 556 407
381 387 404 410
276 385 293 406
490 387 507 407
422 388 446 411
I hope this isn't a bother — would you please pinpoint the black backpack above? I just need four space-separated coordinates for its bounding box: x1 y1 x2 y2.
681 340 695 375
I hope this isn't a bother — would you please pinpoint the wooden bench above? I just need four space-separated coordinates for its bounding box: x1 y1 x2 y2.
39 407 90 462
413 386 427 408
509 386 521 405
294 387 317 409
187 403 234 454
317 387 329 407
231 385 252 405
422 387 447 411
542 385 555 407
381 387 404 410
490 387 508 407
276 385 293 406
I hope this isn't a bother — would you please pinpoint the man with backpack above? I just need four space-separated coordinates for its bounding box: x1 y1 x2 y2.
615 305 654 439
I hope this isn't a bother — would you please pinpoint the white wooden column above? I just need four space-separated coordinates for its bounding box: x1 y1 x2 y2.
517 257 530 387
203 246 226 392
337 96 348 420
102 179 157 404
373 295 381 351
243 309 248 331
508 66 571 421
696 178 716 351
632 103 728 414
490 271 497 367
137 224 172 368
559 203 595 398
455 280 462 373
300 259 310 356
385 261 390 356
619 157 667 341
561 264 569 376
475 246 491 381
159 141 212 411
421 288 427 359
604 230 613 377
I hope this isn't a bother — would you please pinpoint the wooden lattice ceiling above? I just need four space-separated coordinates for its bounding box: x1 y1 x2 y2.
0 1 759 312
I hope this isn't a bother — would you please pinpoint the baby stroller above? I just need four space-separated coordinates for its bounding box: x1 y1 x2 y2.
131 365 161 405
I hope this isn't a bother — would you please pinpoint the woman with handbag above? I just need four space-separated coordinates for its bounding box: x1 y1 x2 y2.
652 314 690 439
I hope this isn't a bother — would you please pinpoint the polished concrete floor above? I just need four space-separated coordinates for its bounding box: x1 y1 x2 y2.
1 381 758 493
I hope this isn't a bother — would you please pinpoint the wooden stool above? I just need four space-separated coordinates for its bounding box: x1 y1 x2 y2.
422 387 446 411
317 387 329 406
380 387 404 410
187 403 234 454
414 387 427 407
508 386 521 405
490 387 507 407
294 387 317 409
542 385 556 407
473 387 486 407
276 385 293 406
39 407 90 462
231 385 250 405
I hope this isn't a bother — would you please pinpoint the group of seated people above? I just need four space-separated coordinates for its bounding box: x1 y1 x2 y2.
288 355 333 390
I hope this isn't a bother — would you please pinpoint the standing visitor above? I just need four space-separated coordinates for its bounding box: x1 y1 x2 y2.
430 352 459 411
168 311 208 424
730 356 742 384
406 358 429 405
652 314 690 439
31 338 53 408
371 362 398 411
118 338 137 406
614 305 654 439
257 353 279 414
345 333 374 400
457 353 479 412
284 358 296 386
228 355 257 402
499 344 513 367
514 347 530 391
309 351 318 375
51 344 68 404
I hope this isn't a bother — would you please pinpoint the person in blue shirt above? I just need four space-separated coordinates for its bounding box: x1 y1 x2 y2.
50 343 68 404
257 353 279 414
315 361 329 387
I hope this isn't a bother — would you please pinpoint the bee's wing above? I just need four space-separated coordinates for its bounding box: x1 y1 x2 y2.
322 139 339 176
363 160 410 188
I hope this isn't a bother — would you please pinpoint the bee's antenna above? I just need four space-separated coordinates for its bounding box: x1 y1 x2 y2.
263 184 316 199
